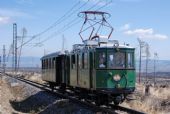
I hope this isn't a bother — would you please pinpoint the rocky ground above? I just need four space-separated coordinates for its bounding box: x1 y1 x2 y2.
0 73 94 114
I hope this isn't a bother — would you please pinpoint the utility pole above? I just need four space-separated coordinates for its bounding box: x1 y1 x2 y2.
3 45 6 73
154 52 158 85
138 38 145 83
13 23 18 73
145 43 150 82
0 56 1 69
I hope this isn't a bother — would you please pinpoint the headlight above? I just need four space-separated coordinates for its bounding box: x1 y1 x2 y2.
113 74 121 81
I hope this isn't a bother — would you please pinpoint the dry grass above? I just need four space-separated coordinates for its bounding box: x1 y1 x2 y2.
9 71 45 84
150 86 170 99
122 83 170 114
0 80 2 86
20 72 45 84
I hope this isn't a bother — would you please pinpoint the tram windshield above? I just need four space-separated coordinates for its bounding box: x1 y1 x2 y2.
108 52 125 68
98 52 106 68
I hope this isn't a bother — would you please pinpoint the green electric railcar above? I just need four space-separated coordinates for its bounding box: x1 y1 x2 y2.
41 11 136 105
41 44 136 105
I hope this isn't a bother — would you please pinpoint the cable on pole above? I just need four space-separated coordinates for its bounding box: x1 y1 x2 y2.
34 0 113 45
18 28 27 70
17 0 113 49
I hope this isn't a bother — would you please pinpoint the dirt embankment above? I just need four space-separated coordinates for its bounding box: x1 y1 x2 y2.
0 75 94 114
0 78 22 114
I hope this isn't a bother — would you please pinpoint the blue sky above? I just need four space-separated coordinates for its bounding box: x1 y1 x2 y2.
0 0 170 60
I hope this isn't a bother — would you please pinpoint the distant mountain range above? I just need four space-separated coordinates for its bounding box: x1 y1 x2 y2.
5 56 41 68
3 56 170 73
136 60 170 73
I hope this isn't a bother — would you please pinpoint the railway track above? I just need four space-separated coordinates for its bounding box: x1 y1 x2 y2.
4 73 146 114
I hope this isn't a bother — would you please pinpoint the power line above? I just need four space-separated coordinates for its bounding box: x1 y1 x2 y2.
7 44 13 62
37 19 82 44
18 0 113 51
34 1 81 37
17 0 89 49
35 0 113 45
95 0 113 11
18 28 27 70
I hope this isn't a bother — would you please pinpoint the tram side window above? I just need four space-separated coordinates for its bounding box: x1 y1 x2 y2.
71 55 75 69
84 53 88 69
52 58 55 69
43 60 44 69
82 53 84 69
44 60 46 69
98 52 106 68
82 53 88 69
42 60 43 69
49 58 51 69
127 53 134 68
45 59 47 69
46 59 48 69
79 54 82 69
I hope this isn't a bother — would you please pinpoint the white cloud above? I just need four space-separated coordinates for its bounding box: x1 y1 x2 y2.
125 28 153 35
0 8 34 19
120 23 130 31
124 28 168 40
0 16 10 24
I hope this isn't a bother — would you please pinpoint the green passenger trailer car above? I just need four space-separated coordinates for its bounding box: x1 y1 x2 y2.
41 52 70 90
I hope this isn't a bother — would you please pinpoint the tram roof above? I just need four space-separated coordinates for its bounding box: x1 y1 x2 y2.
41 51 66 60
96 44 135 49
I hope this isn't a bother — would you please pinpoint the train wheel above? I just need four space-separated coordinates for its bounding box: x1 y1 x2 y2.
113 101 120 105
95 99 101 106
59 83 66 94
95 95 104 106
49 83 54 91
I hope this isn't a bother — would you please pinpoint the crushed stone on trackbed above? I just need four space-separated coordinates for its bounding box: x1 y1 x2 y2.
0 74 95 114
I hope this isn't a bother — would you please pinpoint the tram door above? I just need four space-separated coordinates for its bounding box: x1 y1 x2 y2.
59 55 69 85
77 54 80 86
56 57 62 85
61 56 65 84
89 52 93 88
70 54 77 87
77 52 91 88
